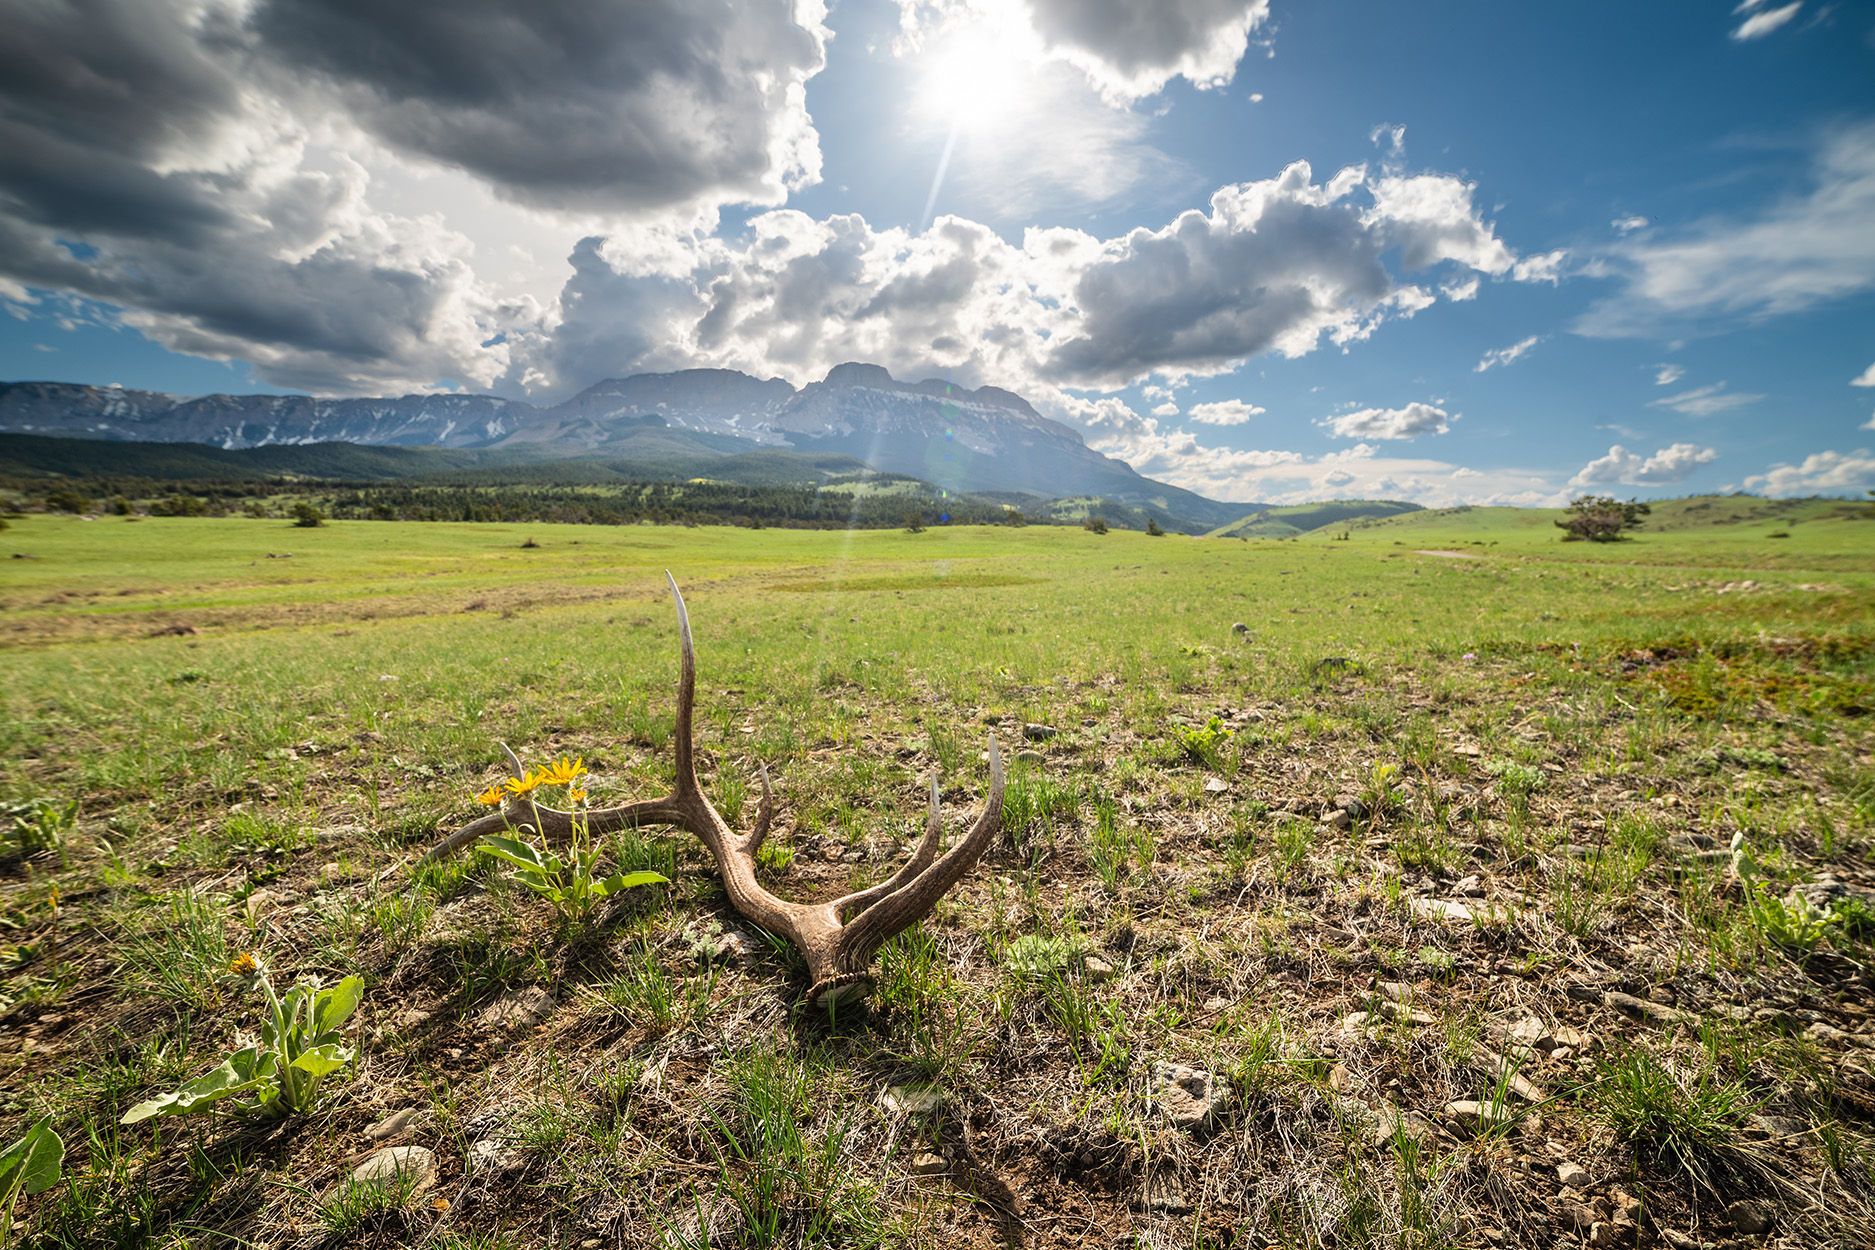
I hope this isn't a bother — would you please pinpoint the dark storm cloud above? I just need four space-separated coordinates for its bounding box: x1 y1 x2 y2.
249 0 825 210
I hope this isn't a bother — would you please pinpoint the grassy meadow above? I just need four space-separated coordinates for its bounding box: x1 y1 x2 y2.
2 505 1875 1249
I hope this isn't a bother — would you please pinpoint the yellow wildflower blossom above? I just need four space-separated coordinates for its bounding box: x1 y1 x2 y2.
568 785 588 804
539 756 586 785
504 767 547 797
473 783 505 806
230 951 262 975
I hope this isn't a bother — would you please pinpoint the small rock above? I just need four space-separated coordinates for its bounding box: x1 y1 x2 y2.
1540 1025 1591 1053
1322 808 1351 830
1726 1200 1772 1235
1138 1172 1188 1213
1202 776 1230 793
1557 1161 1592 1189
1230 622 1250 636
478 986 555 1032
241 889 285 923
882 1084 947 1115
1409 897 1475 923
1660 1230 1698 1250
1566 984 1605 1005
1083 955 1114 982
1589 1220 1623 1247
1150 1062 1228 1129
467 1138 527 1176
1753 1007 1799 1033
1452 874 1485 898
906 1151 948 1177
1335 794 1367 820
1805 1021 1853 1045
350 1146 436 1194
1015 749 1046 766
319 861 361 885
393 1008 432 1031
1748 1114 1809 1139
1648 986 1678 1007
1444 1100 1512 1135
1328 1063 1352 1094
365 1107 434 1140
1559 1202 1598 1233
1022 723 1058 742
1319 925 1357 946
1606 991 1685 1027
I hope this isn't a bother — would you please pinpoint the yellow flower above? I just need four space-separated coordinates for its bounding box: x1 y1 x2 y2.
568 785 588 804
230 951 262 975
539 756 586 785
473 783 505 806
504 767 547 797
430 1197 450 1212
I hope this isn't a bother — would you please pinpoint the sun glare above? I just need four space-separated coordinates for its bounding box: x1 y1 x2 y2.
916 29 1030 134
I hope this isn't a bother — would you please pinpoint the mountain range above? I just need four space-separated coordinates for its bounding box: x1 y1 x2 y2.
0 364 1262 528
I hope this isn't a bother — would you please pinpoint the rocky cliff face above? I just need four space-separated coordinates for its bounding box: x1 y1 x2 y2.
0 365 1227 515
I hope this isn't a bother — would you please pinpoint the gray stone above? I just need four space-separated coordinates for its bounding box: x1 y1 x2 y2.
1022 723 1058 742
1557 1161 1592 1189
467 1138 527 1177
1606 991 1686 1027
1408 897 1475 923
1322 808 1352 830
1015 749 1046 765
1726 1200 1772 1235
1335 794 1367 819
350 1146 436 1194
905 1151 948 1177
1443 1100 1512 1135
1082 955 1115 982
1150 1062 1228 1129
1452 874 1486 897
881 1084 947 1116
1139 1171 1189 1212
1230 622 1251 636
365 1107 434 1140
478 986 555 1032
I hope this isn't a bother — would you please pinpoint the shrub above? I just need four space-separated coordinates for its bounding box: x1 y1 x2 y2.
44 488 90 514
1083 515 1109 534
1555 495 1650 542
1145 517 1165 536
291 502 326 528
903 510 925 533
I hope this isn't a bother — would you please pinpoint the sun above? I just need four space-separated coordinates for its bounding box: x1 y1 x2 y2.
914 26 1032 135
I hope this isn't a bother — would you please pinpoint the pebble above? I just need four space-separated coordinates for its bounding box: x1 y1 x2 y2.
365 1107 434 1141
350 1146 436 1194
1022 723 1058 742
1083 955 1114 982
906 1151 948 1177
1444 1100 1513 1135
467 1138 527 1176
1557 1161 1592 1189
1150 1062 1228 1129
1322 808 1351 829
1605 991 1687 1027
881 1084 947 1116
478 986 556 1032
1726 1200 1772 1235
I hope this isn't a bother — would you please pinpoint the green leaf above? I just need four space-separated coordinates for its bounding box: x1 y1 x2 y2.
0 1117 62 1198
313 976 365 1034
288 1042 355 1080
121 1049 277 1124
474 834 548 872
593 870 671 898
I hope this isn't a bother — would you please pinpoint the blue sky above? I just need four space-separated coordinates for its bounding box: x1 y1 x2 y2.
2 1 1872 504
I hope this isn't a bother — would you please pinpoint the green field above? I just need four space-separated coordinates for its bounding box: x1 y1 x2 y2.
2 508 1874 1249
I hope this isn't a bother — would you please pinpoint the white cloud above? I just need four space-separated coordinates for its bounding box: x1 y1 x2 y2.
1442 275 1479 301
1511 249 1568 284
1568 442 1718 488
1150 401 1180 416
1187 398 1264 424
1580 123 1875 336
527 156 1523 400
1731 2 1803 41
1474 335 1541 372
1654 363 1685 386
1862 411 1875 431
1648 381 1762 416
1321 402 1451 440
1744 448 1875 496
898 1 1273 103
1613 216 1650 234
1852 362 1875 386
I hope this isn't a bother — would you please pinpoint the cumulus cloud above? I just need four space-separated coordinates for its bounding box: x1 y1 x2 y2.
1511 249 1567 284
1568 442 1718 488
1648 381 1762 416
523 157 1521 400
1852 362 1875 386
1320 402 1452 440
1150 401 1180 416
898 1 1272 102
1474 335 1540 372
1580 123 1875 336
1731 2 1803 41
1744 448 1875 496
1613 216 1650 234
0 0 832 392
1187 398 1265 424
1655 363 1685 386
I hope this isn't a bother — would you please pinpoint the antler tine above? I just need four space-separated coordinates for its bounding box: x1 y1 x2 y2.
665 571 701 797
499 742 526 782
836 737 1005 969
831 768 946 920
746 762 775 856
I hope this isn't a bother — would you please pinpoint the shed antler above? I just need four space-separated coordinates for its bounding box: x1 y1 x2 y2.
424 573 1005 1010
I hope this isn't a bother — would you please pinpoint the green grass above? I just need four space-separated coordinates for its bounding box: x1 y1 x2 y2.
3 507 1874 1249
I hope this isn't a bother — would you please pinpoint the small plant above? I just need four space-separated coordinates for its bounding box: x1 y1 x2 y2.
1 798 76 857
1002 932 1088 979
1176 716 1234 771
122 955 363 1123
1592 1045 1758 1174
0 1117 63 1239
474 755 669 926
